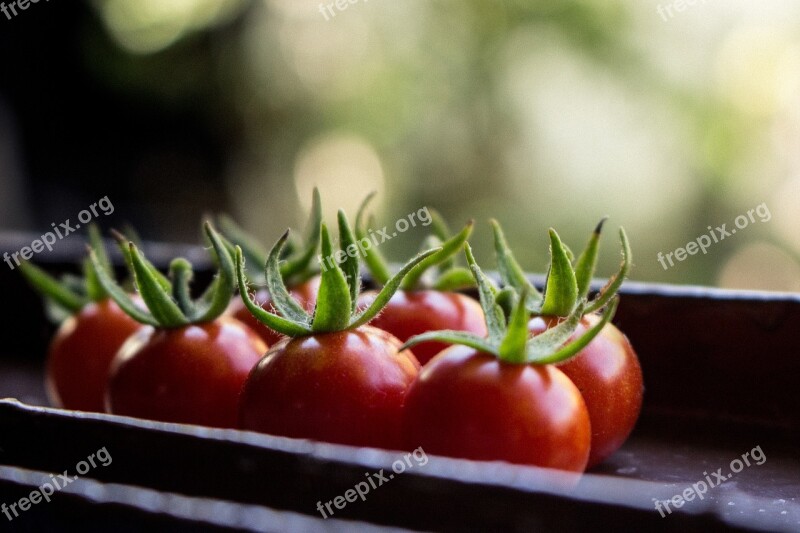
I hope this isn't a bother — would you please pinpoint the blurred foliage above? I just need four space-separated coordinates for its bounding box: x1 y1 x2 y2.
3 0 799 291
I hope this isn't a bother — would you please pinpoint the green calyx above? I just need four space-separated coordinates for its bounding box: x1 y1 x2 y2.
90 222 235 328
217 188 322 287
19 224 116 321
490 218 631 317
400 242 619 365
355 192 475 292
235 209 441 336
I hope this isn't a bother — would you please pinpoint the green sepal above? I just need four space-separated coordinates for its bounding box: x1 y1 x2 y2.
217 214 268 283
490 219 542 308
110 229 172 294
311 224 353 332
337 209 361 313
170 258 195 317
529 297 619 364
18 261 87 315
586 228 631 314
464 242 505 343
524 300 587 361
89 249 159 326
191 223 237 323
350 247 440 329
234 247 313 336
263 231 312 325
83 224 110 301
575 217 607 300
497 287 531 363
431 266 474 292
428 209 455 271
400 330 496 354
540 228 578 317
128 244 189 328
280 187 322 283
355 192 392 286
400 221 474 291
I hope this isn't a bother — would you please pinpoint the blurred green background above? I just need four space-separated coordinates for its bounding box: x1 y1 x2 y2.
0 0 798 290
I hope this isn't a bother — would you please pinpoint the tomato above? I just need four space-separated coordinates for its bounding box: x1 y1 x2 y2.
357 289 487 364
106 316 266 428
228 276 321 346
529 315 643 469
239 326 420 449
46 298 143 412
402 345 591 471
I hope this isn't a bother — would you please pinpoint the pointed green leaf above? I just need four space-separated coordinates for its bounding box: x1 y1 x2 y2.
490 219 542 306
88 249 159 326
355 192 391 285
464 242 506 342
281 186 322 281
575 217 607 300
111 229 172 293
525 300 586 360
311 224 352 332
431 266 475 291
129 244 188 328
540 228 578 316
498 287 531 363
192 222 237 323
83 257 106 302
264 231 311 324
530 297 619 364
428 208 455 271
350 247 440 329
18 262 87 315
235 247 312 336
217 214 268 278
401 221 473 290
337 209 361 312
400 330 496 354
586 227 631 314
169 258 195 318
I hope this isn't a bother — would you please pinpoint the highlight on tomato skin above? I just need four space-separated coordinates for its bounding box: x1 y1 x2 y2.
530 314 643 469
46 298 143 412
239 326 420 449
106 316 266 428
402 345 591 472
357 289 487 365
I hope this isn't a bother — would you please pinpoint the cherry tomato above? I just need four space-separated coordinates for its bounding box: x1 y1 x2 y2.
239 326 420 449
357 289 487 364
529 315 643 468
403 345 591 471
46 298 143 412
106 316 266 428
229 276 321 346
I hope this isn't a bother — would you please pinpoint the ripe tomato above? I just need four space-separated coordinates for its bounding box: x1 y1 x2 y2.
529 315 643 469
403 345 591 471
239 326 420 449
46 298 143 412
357 289 487 364
106 316 266 428
228 276 320 346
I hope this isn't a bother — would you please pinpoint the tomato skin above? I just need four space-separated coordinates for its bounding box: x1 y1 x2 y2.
529 315 643 468
239 326 420 449
357 290 487 365
46 298 143 412
229 276 321 346
106 317 266 428
403 345 591 471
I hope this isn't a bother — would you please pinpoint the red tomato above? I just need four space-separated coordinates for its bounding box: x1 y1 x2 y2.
106 316 266 428
403 345 591 471
357 290 487 364
228 276 321 346
46 298 143 412
239 326 420 449
529 315 643 468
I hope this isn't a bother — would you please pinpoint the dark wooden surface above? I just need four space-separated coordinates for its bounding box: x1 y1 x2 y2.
1 232 799 531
